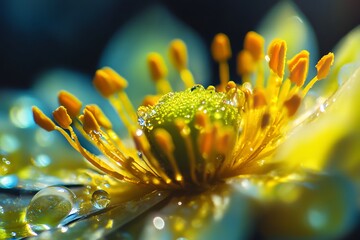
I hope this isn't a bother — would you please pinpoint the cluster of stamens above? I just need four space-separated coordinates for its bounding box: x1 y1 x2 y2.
32 31 334 190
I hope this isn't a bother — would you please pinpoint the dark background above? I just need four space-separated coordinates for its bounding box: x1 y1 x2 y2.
0 0 359 89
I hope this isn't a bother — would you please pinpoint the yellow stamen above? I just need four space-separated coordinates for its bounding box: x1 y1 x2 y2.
58 90 82 118
169 39 195 88
237 50 255 80
85 104 112 129
82 109 101 134
153 128 183 182
142 95 161 106
268 39 287 78
169 39 187 71
316 52 335 80
302 52 334 96
288 58 309 87
32 106 56 132
244 31 265 61
53 106 72 129
287 50 309 71
211 33 232 62
147 53 172 94
211 33 231 90
93 67 127 98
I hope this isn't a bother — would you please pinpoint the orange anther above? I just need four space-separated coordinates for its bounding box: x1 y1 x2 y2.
268 39 287 78
58 90 82 118
169 39 188 71
32 106 56 132
53 106 72 129
316 52 334 80
147 53 168 81
211 33 232 62
289 58 309 87
237 50 255 76
82 109 100 133
244 31 264 61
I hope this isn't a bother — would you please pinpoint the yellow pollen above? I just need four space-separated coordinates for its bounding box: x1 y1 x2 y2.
244 31 265 61
32 106 56 132
58 90 82 118
53 106 72 129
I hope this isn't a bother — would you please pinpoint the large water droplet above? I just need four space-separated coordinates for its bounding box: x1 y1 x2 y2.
26 186 75 231
91 190 110 209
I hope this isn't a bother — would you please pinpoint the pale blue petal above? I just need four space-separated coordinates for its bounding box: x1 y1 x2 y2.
137 184 252 240
258 174 357 239
99 5 210 107
257 1 318 78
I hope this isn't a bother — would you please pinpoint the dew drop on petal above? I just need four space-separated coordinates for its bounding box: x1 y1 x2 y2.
153 216 165 230
91 190 110 209
32 154 52 167
25 186 75 231
0 175 18 188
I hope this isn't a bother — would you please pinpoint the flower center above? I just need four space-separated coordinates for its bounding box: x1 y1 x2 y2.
32 31 334 191
137 85 242 187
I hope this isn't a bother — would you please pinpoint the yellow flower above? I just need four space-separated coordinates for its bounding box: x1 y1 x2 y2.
30 27 350 239
2 3 360 240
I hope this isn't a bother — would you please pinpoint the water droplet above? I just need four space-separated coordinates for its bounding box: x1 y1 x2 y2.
101 181 110 189
32 154 52 167
153 216 165 230
215 154 225 163
2 157 11 165
26 186 75 231
0 205 4 214
0 175 18 188
78 172 92 184
138 117 146 127
91 190 110 209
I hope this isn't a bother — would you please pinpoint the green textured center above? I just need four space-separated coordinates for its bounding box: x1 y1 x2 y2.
138 85 240 130
137 85 243 186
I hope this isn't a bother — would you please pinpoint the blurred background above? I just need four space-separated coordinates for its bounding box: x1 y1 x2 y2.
0 0 358 90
